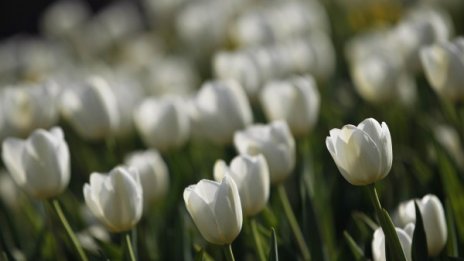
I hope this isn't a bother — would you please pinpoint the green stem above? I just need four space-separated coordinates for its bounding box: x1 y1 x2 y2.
50 199 88 261
125 232 137 261
250 218 266 261
224 244 235 261
278 185 311 261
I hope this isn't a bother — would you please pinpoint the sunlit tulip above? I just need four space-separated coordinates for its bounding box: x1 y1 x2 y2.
125 149 169 206
190 80 252 144
214 154 270 216
234 121 295 184
2 127 70 199
60 76 120 140
326 118 392 186
83 166 143 233
134 96 190 151
395 194 447 256
420 38 464 101
260 75 320 137
372 227 412 261
183 175 242 245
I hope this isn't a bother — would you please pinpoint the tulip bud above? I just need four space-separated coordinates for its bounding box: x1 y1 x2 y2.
60 76 120 140
184 175 242 245
214 154 270 216
326 118 392 185
234 120 295 184
190 80 253 144
1 127 70 199
134 96 190 152
395 194 447 256
83 166 143 233
260 75 320 137
372 227 412 261
124 149 169 206
420 38 464 101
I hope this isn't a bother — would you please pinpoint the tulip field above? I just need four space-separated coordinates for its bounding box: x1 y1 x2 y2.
1 0 464 260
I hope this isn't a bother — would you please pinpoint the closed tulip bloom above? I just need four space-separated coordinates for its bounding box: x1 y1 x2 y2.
125 149 169 206
134 96 190 152
1 127 70 199
326 118 392 186
60 76 120 140
234 121 295 184
260 75 320 137
372 227 412 261
395 194 447 256
420 38 464 101
184 175 242 245
214 154 270 216
190 80 253 144
83 166 143 233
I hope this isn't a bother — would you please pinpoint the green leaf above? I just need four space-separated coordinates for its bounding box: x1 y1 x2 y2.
381 209 407 261
445 200 458 256
194 248 204 261
411 202 428 261
343 230 366 261
268 228 278 261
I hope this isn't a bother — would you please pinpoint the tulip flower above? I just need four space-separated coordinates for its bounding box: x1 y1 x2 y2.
234 120 295 184
325 118 392 185
190 80 253 144
83 166 143 233
395 194 447 256
134 96 190 151
183 175 242 246
2 127 70 199
372 227 412 261
214 154 270 217
125 149 169 207
60 76 120 140
260 75 320 137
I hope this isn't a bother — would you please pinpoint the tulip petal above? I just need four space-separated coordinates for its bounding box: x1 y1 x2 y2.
2 138 26 186
214 176 242 244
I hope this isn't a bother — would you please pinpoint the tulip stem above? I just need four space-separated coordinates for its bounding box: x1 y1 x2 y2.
224 244 235 261
278 185 311 261
125 232 137 261
50 199 88 261
250 218 266 261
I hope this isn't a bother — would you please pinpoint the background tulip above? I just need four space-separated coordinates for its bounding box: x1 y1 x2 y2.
2 127 70 199
326 118 392 185
372 227 412 261
214 154 270 216
183 175 242 245
234 120 295 184
83 166 143 233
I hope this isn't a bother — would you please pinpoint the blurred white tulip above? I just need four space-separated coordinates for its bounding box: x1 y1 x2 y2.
134 96 190 151
60 76 120 140
125 149 169 206
372 227 412 261
260 75 320 137
0 170 21 209
40 0 90 39
83 166 143 233
326 118 392 185
214 154 270 216
234 121 295 184
184 175 242 245
190 80 252 144
1 127 70 199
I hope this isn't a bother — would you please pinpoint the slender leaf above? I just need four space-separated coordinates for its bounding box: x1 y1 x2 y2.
343 231 366 261
268 228 278 261
445 200 458 256
381 209 407 261
411 202 428 261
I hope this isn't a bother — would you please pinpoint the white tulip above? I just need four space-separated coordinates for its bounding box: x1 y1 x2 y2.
395 194 447 256
184 175 242 245
134 96 190 151
234 121 295 184
260 75 320 137
372 227 412 261
0 170 21 209
214 154 270 216
125 149 169 206
60 76 120 140
326 118 392 185
83 166 143 233
190 80 253 144
1 127 70 199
